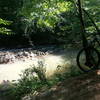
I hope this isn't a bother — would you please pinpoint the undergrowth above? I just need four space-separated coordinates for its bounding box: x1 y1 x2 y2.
0 61 83 100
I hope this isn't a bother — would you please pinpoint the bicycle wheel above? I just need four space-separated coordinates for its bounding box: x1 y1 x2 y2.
77 47 100 72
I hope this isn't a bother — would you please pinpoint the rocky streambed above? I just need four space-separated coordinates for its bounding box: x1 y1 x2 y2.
0 47 51 64
0 46 79 83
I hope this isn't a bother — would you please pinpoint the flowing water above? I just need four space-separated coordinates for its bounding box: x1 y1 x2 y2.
0 47 79 84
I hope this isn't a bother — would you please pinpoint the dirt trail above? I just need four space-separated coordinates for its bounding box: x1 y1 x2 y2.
34 71 100 100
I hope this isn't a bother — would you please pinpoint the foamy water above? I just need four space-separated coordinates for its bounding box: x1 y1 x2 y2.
0 47 79 84
0 60 35 83
0 54 72 83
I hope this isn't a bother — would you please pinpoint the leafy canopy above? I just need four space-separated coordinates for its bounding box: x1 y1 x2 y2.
20 0 73 28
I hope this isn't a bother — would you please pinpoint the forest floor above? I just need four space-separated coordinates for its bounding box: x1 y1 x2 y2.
0 71 100 100
31 71 100 100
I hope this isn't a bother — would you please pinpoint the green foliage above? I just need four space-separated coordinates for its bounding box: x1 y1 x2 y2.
0 18 12 25
84 0 100 32
50 65 83 83
0 0 100 45
7 63 82 100
20 0 73 28
0 27 12 34
11 62 48 100
0 18 12 34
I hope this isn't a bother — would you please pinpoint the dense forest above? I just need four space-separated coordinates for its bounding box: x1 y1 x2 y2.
0 0 100 100
0 0 99 47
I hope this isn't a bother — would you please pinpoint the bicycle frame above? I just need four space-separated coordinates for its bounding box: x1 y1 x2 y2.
76 0 100 72
77 0 92 63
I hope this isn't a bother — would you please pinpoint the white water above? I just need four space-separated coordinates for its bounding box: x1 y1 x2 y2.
0 53 72 83
0 47 79 84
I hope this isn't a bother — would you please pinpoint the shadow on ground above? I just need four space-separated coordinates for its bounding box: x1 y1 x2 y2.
33 71 100 100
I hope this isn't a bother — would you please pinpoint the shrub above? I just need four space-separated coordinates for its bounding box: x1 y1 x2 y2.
5 63 83 100
11 61 48 100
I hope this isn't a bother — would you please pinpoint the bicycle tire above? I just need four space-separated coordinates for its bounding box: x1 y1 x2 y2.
76 47 100 72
